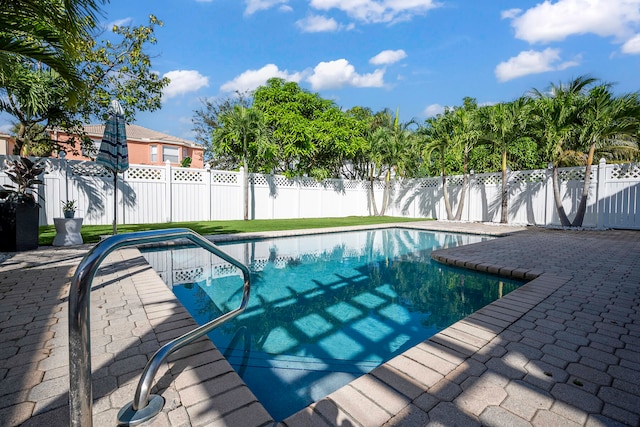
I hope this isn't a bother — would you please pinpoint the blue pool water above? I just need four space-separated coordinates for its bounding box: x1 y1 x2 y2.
146 228 523 421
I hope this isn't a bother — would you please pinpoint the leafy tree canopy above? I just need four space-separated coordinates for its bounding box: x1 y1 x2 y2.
0 0 106 90
253 78 367 179
1 15 170 155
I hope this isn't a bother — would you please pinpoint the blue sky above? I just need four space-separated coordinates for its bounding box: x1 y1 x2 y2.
3 0 640 142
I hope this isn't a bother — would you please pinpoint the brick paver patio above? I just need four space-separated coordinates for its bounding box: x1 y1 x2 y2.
0 223 638 426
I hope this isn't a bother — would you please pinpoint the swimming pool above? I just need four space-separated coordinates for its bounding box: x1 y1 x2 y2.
142 228 523 421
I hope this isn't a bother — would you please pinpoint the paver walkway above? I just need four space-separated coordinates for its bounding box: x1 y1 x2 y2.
0 223 638 426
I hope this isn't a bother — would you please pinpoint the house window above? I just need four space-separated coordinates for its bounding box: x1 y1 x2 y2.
183 147 188 159
163 146 179 163
150 145 158 162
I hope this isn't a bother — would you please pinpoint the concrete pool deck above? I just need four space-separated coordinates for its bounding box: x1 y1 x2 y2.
0 221 638 426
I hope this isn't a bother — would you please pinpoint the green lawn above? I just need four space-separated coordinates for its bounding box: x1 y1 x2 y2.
39 216 429 245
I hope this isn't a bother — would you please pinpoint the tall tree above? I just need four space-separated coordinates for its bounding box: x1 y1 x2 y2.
422 110 457 220
212 104 273 220
367 109 417 215
76 15 169 122
253 78 366 179
572 85 640 226
2 62 74 155
193 92 251 168
480 98 530 223
528 76 607 227
528 75 640 227
450 98 482 220
1 16 170 155
421 99 482 221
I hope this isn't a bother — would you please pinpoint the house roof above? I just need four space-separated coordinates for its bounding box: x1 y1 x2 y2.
82 123 201 149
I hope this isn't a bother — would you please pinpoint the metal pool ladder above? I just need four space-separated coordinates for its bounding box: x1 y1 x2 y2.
68 229 252 427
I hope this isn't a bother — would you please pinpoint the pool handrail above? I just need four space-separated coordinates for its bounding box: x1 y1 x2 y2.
68 228 251 427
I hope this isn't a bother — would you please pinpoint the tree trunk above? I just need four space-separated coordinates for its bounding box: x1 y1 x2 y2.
500 150 508 223
453 173 468 221
368 166 380 216
442 173 453 220
552 165 572 226
243 136 249 221
15 124 26 155
380 169 391 216
571 142 596 227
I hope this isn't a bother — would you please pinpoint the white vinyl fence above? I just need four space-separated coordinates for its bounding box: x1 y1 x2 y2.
1 156 639 229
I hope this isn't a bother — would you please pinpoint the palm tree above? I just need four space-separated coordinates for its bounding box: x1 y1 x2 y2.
451 98 482 220
420 99 482 221
481 98 530 223
366 109 416 215
572 85 640 226
528 76 639 227
2 61 73 155
212 105 272 220
422 111 456 220
528 78 590 226
0 0 105 89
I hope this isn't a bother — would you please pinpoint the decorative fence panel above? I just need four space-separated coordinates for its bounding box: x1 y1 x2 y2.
597 162 640 229
123 165 168 225
2 156 640 229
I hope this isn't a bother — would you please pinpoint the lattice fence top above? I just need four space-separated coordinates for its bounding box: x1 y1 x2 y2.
558 168 585 182
511 170 546 184
299 178 320 188
174 168 203 182
448 176 464 186
342 180 361 190
611 163 640 179
208 263 242 280
71 162 112 178
419 178 440 188
126 167 163 181
475 174 502 185
273 176 295 187
249 174 268 185
173 267 204 285
211 171 238 184
323 180 343 191
372 180 386 190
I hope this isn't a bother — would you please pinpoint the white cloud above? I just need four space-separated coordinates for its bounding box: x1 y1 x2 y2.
622 34 640 53
369 49 407 65
245 0 289 15
310 0 439 24
423 103 444 117
296 15 340 32
307 59 385 90
107 18 132 30
505 0 640 44
220 64 304 92
500 8 521 20
163 70 209 99
494 48 579 82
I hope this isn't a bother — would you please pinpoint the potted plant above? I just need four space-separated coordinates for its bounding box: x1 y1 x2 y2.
0 157 45 251
61 200 77 218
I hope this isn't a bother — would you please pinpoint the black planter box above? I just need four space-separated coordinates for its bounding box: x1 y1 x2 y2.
0 201 39 252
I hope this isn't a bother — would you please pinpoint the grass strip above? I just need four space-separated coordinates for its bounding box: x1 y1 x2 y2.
39 216 430 245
